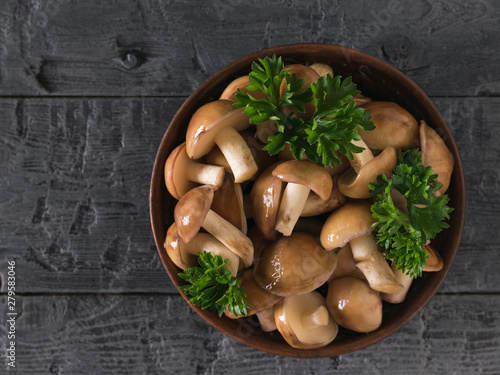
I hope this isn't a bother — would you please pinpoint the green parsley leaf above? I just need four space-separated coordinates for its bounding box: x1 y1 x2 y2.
178 251 251 317
369 149 454 278
233 56 375 167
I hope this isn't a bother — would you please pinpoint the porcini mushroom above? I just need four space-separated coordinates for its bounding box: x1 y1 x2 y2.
420 120 454 195
164 142 225 200
256 306 277 332
423 244 444 272
281 64 320 120
272 160 333 236
165 222 239 276
274 291 338 349
254 232 337 297
219 75 268 102
337 138 397 199
309 62 333 77
185 100 258 183
225 268 282 318
320 201 403 293
328 244 365 282
211 175 247 234
326 276 382 333
174 184 254 267
301 175 346 217
358 101 420 150
250 162 284 241
380 264 413 304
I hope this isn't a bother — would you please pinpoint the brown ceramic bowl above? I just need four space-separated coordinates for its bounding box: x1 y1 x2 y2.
149 43 465 357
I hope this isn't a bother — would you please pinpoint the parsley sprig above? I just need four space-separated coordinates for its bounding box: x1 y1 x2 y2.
369 149 454 278
178 251 250 317
233 55 375 167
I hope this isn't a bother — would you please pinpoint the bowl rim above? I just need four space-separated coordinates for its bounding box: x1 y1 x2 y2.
149 43 466 357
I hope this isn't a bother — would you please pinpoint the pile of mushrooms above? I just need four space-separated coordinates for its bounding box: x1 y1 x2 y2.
162 61 453 349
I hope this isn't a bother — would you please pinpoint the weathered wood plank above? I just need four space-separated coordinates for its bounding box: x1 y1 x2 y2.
0 294 498 374
0 97 498 293
0 0 499 97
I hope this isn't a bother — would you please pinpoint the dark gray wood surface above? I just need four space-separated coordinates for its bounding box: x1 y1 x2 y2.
0 0 499 374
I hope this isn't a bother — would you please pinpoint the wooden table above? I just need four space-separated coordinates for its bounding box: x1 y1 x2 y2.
1 1 498 373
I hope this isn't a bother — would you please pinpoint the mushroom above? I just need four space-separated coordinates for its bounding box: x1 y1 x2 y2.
301 175 346 217
164 142 226 199
423 244 444 272
219 75 268 102
274 291 338 349
174 184 254 267
320 201 403 293
420 120 454 195
281 64 320 120
358 101 420 151
256 306 277 332
253 232 337 297
250 162 284 241
185 100 258 183
352 93 371 107
272 160 333 236
211 175 247 234
328 244 365 282
326 276 382 333
309 62 333 77
225 268 282 318
165 222 239 276
337 138 397 199
380 264 414 304
208 129 278 181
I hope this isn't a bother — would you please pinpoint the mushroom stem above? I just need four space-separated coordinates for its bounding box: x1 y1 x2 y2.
257 307 277 332
213 126 258 183
381 264 413 304
275 183 311 236
182 233 240 276
202 209 254 267
350 234 404 294
301 305 329 330
185 162 226 188
350 138 374 173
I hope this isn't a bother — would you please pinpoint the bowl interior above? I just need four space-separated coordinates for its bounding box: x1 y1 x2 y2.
149 44 465 357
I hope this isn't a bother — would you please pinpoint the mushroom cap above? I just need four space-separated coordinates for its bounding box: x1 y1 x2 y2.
328 244 365 283
423 244 444 272
212 175 247 234
280 64 320 120
174 184 214 243
185 100 251 160
359 101 419 150
301 175 346 217
164 142 196 200
272 160 333 200
219 75 268 102
326 276 383 333
337 146 397 199
380 264 413 304
165 222 195 270
274 291 338 349
308 62 333 77
206 146 231 174
165 222 239 276
250 162 284 241
420 120 454 195
225 268 282 318
254 232 337 297
320 201 375 251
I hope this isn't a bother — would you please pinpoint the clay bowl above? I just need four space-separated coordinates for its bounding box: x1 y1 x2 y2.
149 43 465 357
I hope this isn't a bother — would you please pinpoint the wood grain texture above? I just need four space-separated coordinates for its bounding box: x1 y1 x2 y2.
0 0 499 97
0 294 498 374
0 97 497 294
